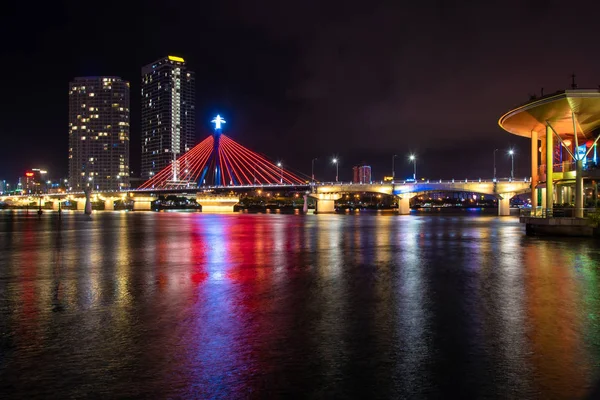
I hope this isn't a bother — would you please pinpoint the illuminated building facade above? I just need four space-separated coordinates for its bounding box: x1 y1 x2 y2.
353 164 372 184
499 89 600 217
141 56 195 180
68 77 130 191
19 169 48 194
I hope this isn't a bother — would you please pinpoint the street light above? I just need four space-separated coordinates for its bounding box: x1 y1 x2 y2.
311 158 318 184
332 158 339 182
409 154 416 180
508 149 515 180
392 154 398 181
493 149 498 181
277 162 283 184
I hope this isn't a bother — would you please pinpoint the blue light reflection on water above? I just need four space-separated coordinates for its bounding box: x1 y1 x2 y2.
0 211 599 398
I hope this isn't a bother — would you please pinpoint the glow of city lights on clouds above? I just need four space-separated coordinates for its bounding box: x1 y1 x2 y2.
211 115 226 130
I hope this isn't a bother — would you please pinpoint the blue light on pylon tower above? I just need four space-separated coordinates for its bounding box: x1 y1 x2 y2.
199 115 227 186
211 115 226 130
139 113 307 189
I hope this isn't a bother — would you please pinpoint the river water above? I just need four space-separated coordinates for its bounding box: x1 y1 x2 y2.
0 211 599 399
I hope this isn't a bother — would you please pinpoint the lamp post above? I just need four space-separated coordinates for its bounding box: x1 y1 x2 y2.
508 149 515 180
311 158 317 184
493 149 498 181
277 162 283 184
332 158 339 182
409 154 416 180
392 154 398 181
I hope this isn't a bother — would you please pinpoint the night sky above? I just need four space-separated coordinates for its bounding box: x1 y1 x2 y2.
2 1 600 182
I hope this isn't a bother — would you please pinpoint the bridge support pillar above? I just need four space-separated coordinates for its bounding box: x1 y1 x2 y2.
310 193 342 214
133 199 153 211
397 196 411 215
76 199 86 211
316 199 336 214
498 196 511 216
196 194 239 213
104 199 115 211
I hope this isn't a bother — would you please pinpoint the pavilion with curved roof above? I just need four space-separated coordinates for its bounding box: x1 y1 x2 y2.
498 89 600 217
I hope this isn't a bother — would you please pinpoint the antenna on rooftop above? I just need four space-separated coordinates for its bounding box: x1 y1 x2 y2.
571 73 577 89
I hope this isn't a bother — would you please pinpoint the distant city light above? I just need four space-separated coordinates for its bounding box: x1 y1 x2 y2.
332 158 338 164
409 154 416 161
508 149 514 155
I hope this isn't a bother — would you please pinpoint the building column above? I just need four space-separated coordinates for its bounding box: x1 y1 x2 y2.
575 159 584 218
397 196 411 215
52 201 60 211
540 188 547 209
545 125 553 216
531 130 539 213
556 184 563 204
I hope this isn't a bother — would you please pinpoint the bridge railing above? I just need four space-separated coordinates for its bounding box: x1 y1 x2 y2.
314 177 531 186
540 161 600 176
3 178 533 199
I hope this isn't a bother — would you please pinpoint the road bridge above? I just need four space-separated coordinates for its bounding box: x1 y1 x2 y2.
1 178 530 215
311 178 531 215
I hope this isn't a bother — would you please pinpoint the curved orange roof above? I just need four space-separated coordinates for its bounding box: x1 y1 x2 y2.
498 89 600 139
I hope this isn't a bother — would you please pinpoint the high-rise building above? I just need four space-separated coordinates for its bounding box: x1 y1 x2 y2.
141 55 195 180
353 164 372 184
21 169 48 194
68 77 130 191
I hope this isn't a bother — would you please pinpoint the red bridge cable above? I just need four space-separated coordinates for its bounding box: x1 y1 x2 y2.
220 140 251 184
222 136 301 184
139 136 213 189
220 138 267 185
221 136 282 183
181 138 213 183
221 135 304 183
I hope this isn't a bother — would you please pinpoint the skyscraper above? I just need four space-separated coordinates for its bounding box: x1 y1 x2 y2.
352 164 372 184
141 55 195 180
68 77 130 191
